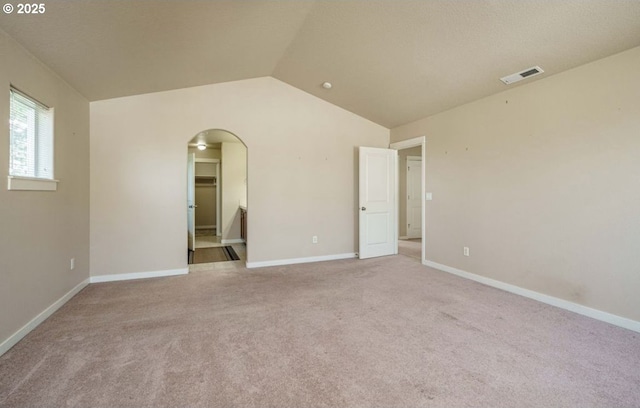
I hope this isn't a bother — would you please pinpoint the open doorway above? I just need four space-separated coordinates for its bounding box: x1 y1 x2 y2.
390 136 426 263
187 129 247 268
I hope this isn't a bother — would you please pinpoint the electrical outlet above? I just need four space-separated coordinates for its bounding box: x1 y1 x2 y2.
70 258 75 270
312 236 318 244
463 247 470 256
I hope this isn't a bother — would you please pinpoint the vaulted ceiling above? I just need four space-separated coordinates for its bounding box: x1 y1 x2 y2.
1 0 639 128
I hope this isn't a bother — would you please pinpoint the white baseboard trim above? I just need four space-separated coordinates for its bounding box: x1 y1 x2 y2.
90 268 188 283
221 238 245 245
0 278 90 357
399 236 409 240
247 253 357 269
423 259 640 333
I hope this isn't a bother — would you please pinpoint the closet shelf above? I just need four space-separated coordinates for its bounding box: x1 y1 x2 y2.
195 176 216 186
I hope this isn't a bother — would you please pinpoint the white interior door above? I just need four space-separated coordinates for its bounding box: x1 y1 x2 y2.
407 157 422 239
359 147 397 259
187 153 196 251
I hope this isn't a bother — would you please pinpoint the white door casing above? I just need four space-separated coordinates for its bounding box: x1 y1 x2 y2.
407 156 422 239
359 147 397 259
187 152 196 251
389 136 426 263
216 161 221 237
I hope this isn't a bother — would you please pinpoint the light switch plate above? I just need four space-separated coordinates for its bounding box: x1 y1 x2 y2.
426 192 433 201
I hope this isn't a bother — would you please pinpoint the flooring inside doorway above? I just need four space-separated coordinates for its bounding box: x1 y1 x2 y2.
195 230 222 249
189 246 240 264
398 238 421 261
190 230 246 270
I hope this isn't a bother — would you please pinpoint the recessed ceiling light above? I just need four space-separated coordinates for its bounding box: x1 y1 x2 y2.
322 82 332 89
197 143 207 151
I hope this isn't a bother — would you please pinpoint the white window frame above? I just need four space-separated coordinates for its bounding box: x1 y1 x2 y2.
7 87 58 191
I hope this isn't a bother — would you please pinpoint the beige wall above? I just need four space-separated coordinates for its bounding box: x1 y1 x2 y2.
391 46 640 321
0 30 90 346
90 77 389 275
221 142 246 241
398 146 422 237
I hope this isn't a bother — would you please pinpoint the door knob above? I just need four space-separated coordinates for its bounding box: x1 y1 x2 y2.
361 207 366 211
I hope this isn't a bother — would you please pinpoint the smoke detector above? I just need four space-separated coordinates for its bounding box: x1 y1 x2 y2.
500 66 544 85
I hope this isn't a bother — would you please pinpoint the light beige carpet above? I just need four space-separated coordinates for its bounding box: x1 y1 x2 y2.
1 256 639 407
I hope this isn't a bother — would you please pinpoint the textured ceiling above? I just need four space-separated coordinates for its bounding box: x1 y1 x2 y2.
0 1 315 100
1 0 640 128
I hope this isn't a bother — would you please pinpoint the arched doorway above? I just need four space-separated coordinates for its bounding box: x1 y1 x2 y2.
186 129 248 268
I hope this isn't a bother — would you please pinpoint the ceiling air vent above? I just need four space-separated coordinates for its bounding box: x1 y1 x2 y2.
500 66 544 85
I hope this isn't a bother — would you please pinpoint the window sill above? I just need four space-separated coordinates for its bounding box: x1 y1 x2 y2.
7 176 58 191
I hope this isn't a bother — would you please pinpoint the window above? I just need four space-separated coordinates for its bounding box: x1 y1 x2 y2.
8 88 57 191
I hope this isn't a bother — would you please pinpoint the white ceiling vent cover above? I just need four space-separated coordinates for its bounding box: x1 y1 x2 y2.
500 66 544 85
